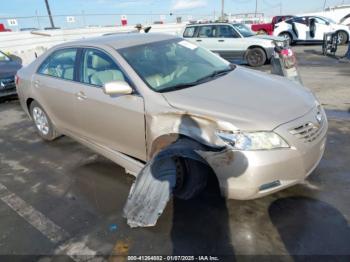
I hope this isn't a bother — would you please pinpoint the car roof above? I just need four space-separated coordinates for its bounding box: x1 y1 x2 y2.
55 33 179 50
186 22 234 27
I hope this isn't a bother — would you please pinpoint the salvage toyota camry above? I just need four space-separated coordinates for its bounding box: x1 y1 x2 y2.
16 33 328 200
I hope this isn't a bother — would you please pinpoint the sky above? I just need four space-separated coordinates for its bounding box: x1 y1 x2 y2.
1 0 350 28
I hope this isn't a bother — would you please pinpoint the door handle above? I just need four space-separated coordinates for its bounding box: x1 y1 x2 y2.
196 39 202 42
218 40 225 42
76 91 87 100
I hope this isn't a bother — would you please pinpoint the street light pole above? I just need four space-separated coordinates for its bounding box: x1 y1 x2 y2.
255 0 258 17
44 0 55 28
221 0 225 21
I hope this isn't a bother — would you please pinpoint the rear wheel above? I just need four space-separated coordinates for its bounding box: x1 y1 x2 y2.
337 31 348 45
246 47 267 67
173 157 211 200
30 101 58 141
279 32 292 46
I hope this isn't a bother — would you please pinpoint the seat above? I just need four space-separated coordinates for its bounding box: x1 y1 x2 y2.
87 54 125 86
90 70 125 86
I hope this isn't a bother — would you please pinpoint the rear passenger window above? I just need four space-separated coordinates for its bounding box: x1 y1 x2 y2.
80 49 125 87
183 27 196 38
38 49 77 81
198 26 216 38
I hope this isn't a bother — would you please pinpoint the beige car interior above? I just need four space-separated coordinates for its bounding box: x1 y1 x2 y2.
83 51 125 86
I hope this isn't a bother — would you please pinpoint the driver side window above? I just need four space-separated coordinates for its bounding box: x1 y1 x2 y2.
217 25 240 38
81 49 125 87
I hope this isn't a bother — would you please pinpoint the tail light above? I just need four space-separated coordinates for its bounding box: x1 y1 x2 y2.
15 75 20 86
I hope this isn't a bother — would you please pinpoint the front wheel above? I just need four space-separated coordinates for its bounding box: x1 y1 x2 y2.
173 157 211 200
246 47 267 67
30 101 59 141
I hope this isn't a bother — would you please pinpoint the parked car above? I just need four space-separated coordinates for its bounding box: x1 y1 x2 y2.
16 33 327 200
182 22 286 67
274 15 350 45
0 51 22 98
251 15 295 35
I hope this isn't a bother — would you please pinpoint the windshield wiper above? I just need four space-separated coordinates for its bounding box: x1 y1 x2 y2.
159 66 236 93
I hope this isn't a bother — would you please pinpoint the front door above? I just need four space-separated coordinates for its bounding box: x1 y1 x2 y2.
215 25 245 61
313 17 331 41
75 48 146 161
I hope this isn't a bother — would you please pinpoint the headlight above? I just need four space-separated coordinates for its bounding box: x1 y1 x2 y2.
216 131 289 151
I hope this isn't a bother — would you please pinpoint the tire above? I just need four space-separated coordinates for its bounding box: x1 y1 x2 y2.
337 31 348 45
246 47 267 67
279 32 292 46
173 157 211 200
257 29 267 35
30 101 58 141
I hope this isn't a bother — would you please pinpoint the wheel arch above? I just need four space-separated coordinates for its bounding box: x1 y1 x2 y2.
26 98 35 117
278 31 294 41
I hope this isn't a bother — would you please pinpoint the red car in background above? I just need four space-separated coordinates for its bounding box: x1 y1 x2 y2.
251 16 294 35
0 24 12 32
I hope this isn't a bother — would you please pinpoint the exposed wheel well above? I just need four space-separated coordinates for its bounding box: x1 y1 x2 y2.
26 98 34 113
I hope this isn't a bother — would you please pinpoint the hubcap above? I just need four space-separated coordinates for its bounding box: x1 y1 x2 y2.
248 50 263 65
338 33 344 44
32 107 49 135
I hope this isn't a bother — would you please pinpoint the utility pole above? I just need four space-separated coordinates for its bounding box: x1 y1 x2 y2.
44 0 55 28
255 0 258 17
323 0 327 10
221 0 224 21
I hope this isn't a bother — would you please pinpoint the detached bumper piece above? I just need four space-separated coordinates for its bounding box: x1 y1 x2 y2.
123 138 214 228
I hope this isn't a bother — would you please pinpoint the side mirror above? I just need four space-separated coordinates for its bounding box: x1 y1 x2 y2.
103 81 133 95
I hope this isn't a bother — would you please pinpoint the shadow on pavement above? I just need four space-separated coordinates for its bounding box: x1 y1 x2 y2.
269 196 350 259
170 172 235 258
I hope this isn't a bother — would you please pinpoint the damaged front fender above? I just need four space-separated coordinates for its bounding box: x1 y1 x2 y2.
123 138 221 228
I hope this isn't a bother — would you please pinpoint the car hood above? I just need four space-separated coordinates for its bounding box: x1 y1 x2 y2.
162 67 316 131
0 60 22 78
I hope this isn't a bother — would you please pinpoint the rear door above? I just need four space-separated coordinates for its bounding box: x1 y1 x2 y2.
75 47 146 160
33 48 81 133
191 25 218 50
290 17 309 41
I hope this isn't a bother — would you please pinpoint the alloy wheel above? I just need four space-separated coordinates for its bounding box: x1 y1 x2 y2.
32 107 50 136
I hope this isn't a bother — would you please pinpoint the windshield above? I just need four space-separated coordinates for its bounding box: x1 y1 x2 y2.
232 24 256 37
320 16 336 24
0 51 11 62
118 39 232 92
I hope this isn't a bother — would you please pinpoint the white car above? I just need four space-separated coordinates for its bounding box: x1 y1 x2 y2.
182 23 286 67
274 16 350 45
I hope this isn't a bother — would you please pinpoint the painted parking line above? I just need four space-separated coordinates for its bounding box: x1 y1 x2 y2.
0 182 100 261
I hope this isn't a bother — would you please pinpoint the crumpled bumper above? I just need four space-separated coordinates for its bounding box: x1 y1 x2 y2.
199 107 328 200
